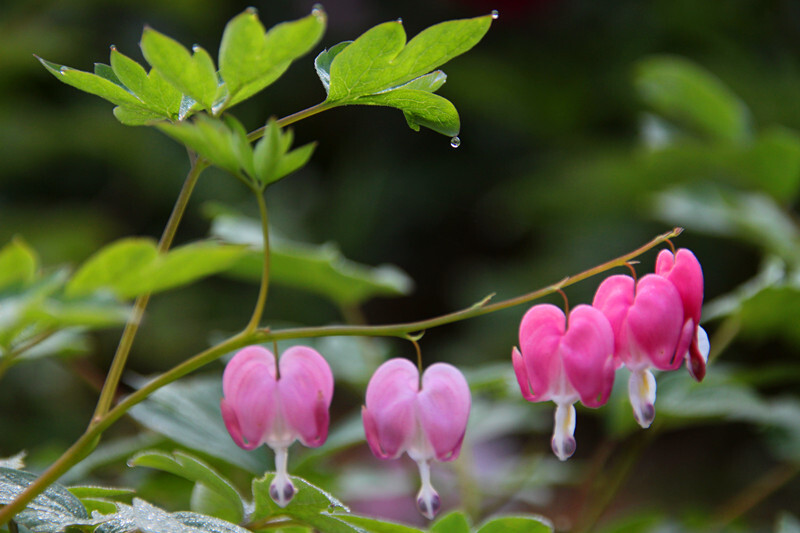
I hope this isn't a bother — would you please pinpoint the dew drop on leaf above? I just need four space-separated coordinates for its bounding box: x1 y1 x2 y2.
491 9 499 19
450 136 461 148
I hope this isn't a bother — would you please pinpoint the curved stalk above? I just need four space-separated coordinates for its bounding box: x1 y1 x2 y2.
0 227 679 526
248 102 336 142
245 190 271 333
91 156 208 422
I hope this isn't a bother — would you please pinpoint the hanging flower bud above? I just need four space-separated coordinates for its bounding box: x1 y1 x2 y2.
592 274 693 428
362 358 471 520
220 345 333 507
512 304 616 461
655 248 709 381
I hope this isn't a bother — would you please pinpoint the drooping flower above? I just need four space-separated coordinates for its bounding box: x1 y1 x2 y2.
655 248 709 381
221 345 333 507
362 358 471 520
512 303 616 461
592 274 693 428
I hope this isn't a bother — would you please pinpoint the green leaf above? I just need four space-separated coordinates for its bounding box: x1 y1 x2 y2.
335 514 424 533
94 62 124 86
272 142 316 184
65 238 158 298
95 498 250 533
635 55 751 144
68 486 136 500
209 213 414 306
66 238 246 299
430 511 471 533
37 56 145 108
476 515 553 533
116 241 247 298
252 474 356 532
110 47 181 117
140 27 219 110
356 89 459 136
742 127 800 203
158 115 248 177
0 466 92 532
0 238 38 290
315 41 352 93
128 450 243 524
128 376 271 473
219 8 326 108
327 15 492 101
113 105 166 126
253 119 282 184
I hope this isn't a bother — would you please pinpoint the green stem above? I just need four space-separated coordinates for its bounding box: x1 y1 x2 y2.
248 102 336 142
245 190 270 333
0 329 57 382
0 227 679 526
91 156 207 422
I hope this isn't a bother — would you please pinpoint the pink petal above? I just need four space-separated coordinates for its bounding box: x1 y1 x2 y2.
221 346 278 449
417 363 471 462
560 305 616 407
363 358 419 459
278 346 334 447
518 304 567 402
511 347 537 402
626 275 685 370
592 275 635 364
656 249 703 326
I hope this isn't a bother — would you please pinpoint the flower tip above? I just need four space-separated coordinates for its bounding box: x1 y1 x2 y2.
634 403 655 429
551 435 576 461
269 476 296 508
416 486 441 520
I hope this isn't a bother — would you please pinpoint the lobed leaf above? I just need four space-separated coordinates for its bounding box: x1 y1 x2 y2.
110 48 182 117
95 498 250 533
37 56 144 108
334 514 424 533
219 8 326 109
355 89 459 137
476 515 554 533
430 511 471 533
140 27 219 110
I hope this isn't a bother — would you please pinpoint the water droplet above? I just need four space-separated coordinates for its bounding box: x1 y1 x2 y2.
491 9 499 19
246 6 257 15
312 3 325 17
192 44 202 53
109 44 117 51
450 136 461 148
396 17 403 24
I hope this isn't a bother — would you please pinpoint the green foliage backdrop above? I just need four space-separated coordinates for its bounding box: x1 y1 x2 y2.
2 0 800 531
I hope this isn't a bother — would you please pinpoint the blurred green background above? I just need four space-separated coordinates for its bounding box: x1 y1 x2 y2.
2 0 800 531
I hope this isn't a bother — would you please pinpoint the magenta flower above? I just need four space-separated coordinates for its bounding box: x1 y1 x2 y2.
362 358 471 520
592 274 693 428
655 248 709 381
512 304 616 460
221 345 333 507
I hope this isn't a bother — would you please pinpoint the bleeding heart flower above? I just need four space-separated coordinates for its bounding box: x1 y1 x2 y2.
592 274 693 428
221 345 333 507
655 248 709 381
512 303 616 461
362 358 471 520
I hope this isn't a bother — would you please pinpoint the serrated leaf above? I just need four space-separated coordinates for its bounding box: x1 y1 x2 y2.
0 466 92 533
0 238 38 290
37 56 144 108
140 27 218 110
314 41 352 93
128 376 271 473
476 515 553 533
326 15 492 102
430 511 470 533
219 9 325 109
209 214 414 306
635 55 751 144
128 450 243 523
356 89 459 136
